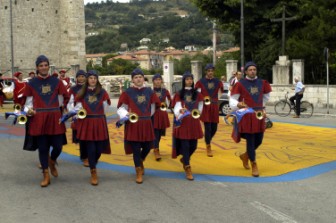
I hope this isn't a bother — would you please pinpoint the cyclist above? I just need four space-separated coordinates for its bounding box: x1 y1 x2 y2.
290 76 305 118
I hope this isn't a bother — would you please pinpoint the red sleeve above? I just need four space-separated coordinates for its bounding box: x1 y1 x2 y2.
263 80 272 94
172 93 181 107
230 82 242 95
195 81 201 89
197 92 204 101
24 83 33 97
102 90 111 105
151 91 161 107
58 81 70 106
219 80 224 92
117 92 129 108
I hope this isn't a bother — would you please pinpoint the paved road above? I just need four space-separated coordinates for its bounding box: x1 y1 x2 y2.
0 101 336 223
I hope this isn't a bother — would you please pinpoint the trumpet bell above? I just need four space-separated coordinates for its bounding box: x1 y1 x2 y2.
17 115 27 124
129 113 139 123
191 109 201 119
160 102 167 111
255 110 264 120
78 109 87 119
14 104 22 112
204 96 211 105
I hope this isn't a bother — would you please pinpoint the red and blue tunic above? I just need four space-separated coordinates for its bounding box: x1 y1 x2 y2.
152 87 171 130
231 78 272 133
195 77 223 123
118 87 160 142
24 76 69 136
75 88 111 142
172 90 204 140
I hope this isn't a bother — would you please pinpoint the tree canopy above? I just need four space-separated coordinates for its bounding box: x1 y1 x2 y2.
191 0 336 84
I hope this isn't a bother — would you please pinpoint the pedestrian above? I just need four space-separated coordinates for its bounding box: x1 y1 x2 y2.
73 70 112 185
229 61 272 177
66 69 88 167
195 63 224 157
290 76 305 118
172 71 204 180
151 73 171 161
59 69 71 90
117 68 160 184
23 55 69 187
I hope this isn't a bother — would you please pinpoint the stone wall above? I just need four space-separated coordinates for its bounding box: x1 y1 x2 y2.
269 85 336 108
0 0 86 73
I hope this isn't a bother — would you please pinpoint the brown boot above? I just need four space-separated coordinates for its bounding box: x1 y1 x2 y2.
251 161 259 177
239 152 250 169
90 169 98 186
83 158 89 167
184 165 194 181
140 160 145 175
206 144 213 157
153 148 162 161
48 158 58 177
135 167 143 184
40 169 50 187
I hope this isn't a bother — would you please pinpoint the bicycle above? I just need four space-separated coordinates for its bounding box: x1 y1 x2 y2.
274 92 314 118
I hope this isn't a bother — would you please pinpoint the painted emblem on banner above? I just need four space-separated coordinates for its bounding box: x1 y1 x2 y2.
207 82 214 90
250 86 259 95
41 84 51 94
185 95 192 103
88 95 97 103
137 95 146 104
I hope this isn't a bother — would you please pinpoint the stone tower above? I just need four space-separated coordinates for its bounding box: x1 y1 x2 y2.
0 0 86 76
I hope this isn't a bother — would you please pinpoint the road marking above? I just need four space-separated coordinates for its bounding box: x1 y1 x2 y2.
209 182 228 187
250 201 297 223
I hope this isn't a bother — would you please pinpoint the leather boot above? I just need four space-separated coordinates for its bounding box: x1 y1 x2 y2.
153 148 162 161
140 160 145 175
90 169 98 186
184 165 194 181
239 152 250 169
251 161 259 177
83 158 89 167
40 169 50 187
135 167 143 184
48 158 58 177
206 144 213 157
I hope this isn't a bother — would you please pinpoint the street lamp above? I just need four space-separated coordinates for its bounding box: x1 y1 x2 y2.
240 0 244 71
10 0 14 77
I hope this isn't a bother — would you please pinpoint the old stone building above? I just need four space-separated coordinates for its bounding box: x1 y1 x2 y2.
0 0 86 75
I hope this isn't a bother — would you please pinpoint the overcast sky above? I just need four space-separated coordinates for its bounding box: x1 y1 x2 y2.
84 0 130 4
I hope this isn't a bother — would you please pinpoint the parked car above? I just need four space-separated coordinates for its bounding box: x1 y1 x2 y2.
171 80 231 116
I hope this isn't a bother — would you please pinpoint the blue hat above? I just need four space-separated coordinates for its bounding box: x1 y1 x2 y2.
182 71 194 80
87 70 98 78
205 63 215 70
35 55 49 66
152 73 162 81
244 61 257 71
76 69 86 78
131 68 144 78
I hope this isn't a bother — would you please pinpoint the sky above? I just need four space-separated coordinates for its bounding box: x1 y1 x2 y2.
84 0 130 4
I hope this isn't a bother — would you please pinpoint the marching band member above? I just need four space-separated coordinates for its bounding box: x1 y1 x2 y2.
59 69 71 90
229 61 272 177
23 55 69 187
13 72 27 107
151 73 171 161
117 68 160 184
195 63 224 157
172 71 204 181
66 70 88 167
73 70 111 186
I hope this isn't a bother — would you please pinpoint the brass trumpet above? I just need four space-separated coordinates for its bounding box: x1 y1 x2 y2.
204 96 211 105
160 102 167 111
255 110 264 120
129 113 139 123
14 104 22 112
191 109 201 119
17 114 28 124
77 109 87 119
